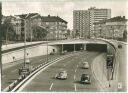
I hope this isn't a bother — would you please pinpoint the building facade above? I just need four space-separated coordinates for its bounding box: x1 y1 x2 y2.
94 16 127 40
18 13 42 41
73 7 111 38
73 10 90 38
41 15 67 40
10 16 22 40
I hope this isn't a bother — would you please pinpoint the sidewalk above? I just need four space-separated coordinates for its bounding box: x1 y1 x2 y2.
2 41 47 51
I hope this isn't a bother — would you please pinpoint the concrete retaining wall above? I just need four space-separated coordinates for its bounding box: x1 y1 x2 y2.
2 44 58 64
92 53 118 92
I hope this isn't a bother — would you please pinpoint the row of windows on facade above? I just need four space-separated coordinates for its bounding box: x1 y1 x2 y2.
74 12 108 15
44 22 66 25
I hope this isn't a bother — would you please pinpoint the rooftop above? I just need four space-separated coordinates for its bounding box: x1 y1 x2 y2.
16 13 41 19
94 16 127 25
41 15 67 23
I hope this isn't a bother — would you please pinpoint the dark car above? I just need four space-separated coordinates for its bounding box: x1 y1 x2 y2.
118 44 122 49
81 74 91 84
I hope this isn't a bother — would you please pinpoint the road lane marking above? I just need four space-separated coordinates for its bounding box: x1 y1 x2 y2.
11 69 17 73
2 75 5 78
77 65 78 68
49 83 53 90
75 69 77 73
74 84 77 91
74 75 76 80
14 53 80 92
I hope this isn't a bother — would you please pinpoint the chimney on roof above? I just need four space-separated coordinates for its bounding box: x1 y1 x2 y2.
48 15 50 17
123 16 125 19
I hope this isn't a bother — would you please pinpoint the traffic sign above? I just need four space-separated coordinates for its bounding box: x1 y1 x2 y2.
118 82 122 89
19 67 30 75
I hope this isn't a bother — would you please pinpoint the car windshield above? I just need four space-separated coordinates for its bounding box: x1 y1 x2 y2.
83 62 88 64
59 72 63 75
85 77 89 80
82 74 89 79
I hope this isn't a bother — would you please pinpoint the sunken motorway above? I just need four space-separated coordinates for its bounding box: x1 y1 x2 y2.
15 51 105 92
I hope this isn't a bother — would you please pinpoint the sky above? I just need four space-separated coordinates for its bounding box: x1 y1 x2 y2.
1 0 128 29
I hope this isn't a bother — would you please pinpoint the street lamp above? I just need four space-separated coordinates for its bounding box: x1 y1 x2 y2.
99 25 102 38
19 16 30 75
23 19 27 68
110 26 114 39
46 27 49 63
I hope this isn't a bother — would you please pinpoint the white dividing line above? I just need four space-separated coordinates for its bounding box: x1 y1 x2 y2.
14 54 75 92
77 65 78 68
74 84 77 91
2 75 5 78
11 69 17 73
75 69 77 73
49 83 53 90
74 75 76 80
39 59 43 62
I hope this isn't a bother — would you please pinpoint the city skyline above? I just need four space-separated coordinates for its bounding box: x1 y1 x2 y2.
1 0 127 29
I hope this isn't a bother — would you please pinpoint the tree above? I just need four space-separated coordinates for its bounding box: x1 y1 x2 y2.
33 26 48 41
123 30 127 42
1 17 15 43
0 2 2 75
75 29 80 38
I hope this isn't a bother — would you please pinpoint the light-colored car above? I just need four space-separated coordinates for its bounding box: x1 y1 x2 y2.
55 70 68 80
82 62 89 69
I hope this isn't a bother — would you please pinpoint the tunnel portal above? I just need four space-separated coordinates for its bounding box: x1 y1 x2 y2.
56 43 107 53
58 44 84 53
86 43 107 52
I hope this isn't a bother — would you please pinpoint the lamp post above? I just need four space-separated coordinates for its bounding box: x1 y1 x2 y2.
46 37 48 63
46 27 49 63
21 16 28 69
6 27 8 45
23 19 27 68
99 25 102 38
110 26 114 40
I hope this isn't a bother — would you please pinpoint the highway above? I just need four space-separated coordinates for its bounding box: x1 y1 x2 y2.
18 51 104 92
2 54 61 90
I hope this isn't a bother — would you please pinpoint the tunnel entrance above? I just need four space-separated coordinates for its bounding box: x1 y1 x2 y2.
86 43 107 52
63 44 74 52
75 44 83 51
58 44 84 53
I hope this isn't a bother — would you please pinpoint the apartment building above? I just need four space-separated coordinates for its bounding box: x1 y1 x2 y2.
73 7 111 38
73 10 90 38
18 13 42 41
41 15 67 40
94 16 127 40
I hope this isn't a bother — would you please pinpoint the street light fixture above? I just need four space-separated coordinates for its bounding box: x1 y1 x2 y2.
19 15 31 75
46 26 49 63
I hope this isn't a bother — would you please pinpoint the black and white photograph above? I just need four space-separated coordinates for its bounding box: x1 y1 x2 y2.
0 0 127 92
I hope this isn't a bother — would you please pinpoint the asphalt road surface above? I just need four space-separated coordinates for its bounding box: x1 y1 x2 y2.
2 54 61 90
18 51 103 92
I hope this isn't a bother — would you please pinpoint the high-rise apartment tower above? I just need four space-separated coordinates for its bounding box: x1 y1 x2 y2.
73 7 111 38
